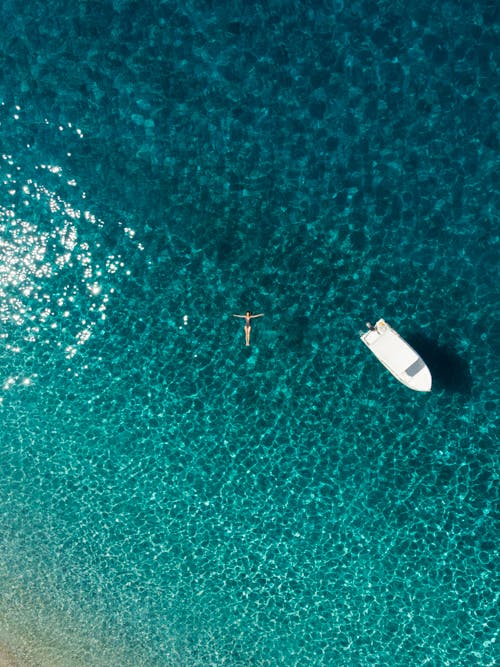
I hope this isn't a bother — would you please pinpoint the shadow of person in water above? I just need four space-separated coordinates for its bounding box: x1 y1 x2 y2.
406 333 472 395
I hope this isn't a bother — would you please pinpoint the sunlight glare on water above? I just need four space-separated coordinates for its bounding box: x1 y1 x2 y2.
0 104 140 395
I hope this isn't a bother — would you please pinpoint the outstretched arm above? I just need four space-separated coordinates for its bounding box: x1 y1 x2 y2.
233 314 246 318
250 313 264 319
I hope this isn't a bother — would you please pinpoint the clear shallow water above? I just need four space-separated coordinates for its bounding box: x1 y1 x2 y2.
0 1 498 665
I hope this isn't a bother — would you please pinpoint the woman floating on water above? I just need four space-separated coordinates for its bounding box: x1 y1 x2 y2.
233 311 264 346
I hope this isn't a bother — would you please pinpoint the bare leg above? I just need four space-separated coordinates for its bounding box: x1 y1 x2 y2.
245 325 251 346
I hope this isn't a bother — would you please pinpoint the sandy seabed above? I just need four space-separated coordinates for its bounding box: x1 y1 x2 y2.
0 643 20 667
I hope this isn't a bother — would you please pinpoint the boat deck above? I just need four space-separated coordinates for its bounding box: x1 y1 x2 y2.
361 320 432 392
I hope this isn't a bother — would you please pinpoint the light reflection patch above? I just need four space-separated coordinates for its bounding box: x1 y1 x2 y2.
0 103 142 379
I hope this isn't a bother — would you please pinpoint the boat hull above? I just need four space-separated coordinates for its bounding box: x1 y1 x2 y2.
360 319 432 392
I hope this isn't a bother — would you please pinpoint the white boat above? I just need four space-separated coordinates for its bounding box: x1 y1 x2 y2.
360 319 432 392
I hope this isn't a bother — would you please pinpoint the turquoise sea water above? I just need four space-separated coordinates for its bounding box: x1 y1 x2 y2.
0 1 498 665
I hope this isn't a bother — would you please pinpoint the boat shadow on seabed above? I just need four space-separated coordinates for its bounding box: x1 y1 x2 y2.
405 333 473 395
